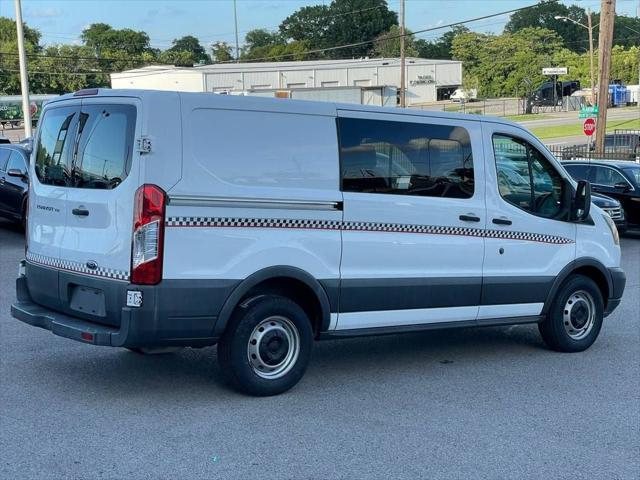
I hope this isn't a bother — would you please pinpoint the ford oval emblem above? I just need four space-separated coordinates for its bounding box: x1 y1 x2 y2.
86 260 98 270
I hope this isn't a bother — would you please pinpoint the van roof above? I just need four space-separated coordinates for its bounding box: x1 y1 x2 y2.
49 88 523 130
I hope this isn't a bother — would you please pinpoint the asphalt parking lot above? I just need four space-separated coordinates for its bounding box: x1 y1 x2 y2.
1 219 638 480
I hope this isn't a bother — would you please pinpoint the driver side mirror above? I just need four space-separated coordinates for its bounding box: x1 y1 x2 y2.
573 180 591 222
613 181 630 192
7 168 27 181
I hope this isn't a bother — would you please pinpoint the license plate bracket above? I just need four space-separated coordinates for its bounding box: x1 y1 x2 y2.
69 285 107 317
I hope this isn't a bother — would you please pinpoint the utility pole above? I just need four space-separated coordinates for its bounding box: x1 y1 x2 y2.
587 9 596 104
233 0 240 63
595 0 616 153
399 0 406 108
14 0 32 138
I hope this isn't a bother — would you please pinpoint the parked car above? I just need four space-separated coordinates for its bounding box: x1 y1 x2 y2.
562 160 640 229
11 89 625 396
0 143 29 228
590 193 627 234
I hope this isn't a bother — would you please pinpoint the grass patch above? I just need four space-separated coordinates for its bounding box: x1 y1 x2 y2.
530 118 640 140
505 114 551 122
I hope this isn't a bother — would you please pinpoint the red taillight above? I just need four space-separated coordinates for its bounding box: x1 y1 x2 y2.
131 184 166 285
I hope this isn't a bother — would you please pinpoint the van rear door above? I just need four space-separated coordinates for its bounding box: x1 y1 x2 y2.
29 104 79 267
58 98 140 284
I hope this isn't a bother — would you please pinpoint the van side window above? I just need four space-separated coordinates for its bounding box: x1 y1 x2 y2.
338 117 474 199
493 134 567 220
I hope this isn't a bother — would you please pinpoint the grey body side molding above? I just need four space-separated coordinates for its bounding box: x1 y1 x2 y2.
213 266 334 338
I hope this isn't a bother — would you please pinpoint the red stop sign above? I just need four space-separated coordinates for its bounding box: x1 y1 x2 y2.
583 118 596 136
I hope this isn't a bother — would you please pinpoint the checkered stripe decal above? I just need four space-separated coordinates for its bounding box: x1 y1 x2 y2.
166 216 574 245
26 252 130 281
166 217 342 230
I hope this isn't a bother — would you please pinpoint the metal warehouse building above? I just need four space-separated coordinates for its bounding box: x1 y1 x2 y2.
111 57 462 106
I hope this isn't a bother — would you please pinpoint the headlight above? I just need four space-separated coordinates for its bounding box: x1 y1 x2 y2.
602 213 620 245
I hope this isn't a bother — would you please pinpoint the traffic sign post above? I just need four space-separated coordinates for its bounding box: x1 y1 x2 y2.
583 117 596 136
583 117 596 151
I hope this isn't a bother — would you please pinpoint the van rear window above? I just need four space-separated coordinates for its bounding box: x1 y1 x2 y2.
35 104 136 189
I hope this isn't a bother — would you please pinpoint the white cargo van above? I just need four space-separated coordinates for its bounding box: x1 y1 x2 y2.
450 88 477 102
12 89 625 396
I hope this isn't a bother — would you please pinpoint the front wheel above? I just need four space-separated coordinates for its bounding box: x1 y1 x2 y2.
218 295 313 396
538 274 604 352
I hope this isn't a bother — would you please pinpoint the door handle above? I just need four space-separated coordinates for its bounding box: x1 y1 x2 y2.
492 218 512 226
72 208 89 217
459 214 480 222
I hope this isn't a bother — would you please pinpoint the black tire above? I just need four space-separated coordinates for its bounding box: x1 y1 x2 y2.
538 274 604 352
218 295 313 396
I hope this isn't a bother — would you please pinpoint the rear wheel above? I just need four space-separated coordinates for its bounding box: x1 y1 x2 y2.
218 295 313 396
538 274 604 352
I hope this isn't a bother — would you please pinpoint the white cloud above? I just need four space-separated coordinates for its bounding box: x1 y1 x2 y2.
26 7 62 19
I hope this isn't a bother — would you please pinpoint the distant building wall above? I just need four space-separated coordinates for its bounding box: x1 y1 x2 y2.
112 58 462 105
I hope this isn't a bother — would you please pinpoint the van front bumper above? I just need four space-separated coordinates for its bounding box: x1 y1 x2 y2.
11 269 238 348
604 267 626 317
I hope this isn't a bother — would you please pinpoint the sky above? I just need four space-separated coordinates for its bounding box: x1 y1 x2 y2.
0 0 638 51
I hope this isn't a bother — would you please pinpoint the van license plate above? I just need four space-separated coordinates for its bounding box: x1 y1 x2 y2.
126 291 143 308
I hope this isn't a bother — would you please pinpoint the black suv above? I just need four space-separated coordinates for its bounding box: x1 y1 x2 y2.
562 160 640 229
0 144 29 228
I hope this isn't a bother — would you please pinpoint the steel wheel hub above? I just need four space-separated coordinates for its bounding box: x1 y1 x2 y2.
248 316 300 379
563 290 596 340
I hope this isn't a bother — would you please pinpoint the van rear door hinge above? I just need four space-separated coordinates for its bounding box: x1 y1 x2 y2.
136 136 152 154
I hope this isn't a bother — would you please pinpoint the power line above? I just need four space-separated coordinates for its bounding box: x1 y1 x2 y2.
218 1 563 63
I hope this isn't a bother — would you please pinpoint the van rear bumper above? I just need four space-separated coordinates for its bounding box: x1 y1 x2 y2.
11 271 238 348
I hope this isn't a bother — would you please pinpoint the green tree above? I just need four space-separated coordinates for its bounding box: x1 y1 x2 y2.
505 1 587 52
279 4 330 46
452 28 565 97
157 50 193 67
373 25 417 57
34 44 107 93
323 0 397 59
242 29 285 60
168 35 209 64
414 25 470 59
609 45 640 85
81 23 151 56
610 14 640 49
0 16 40 46
211 41 233 63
